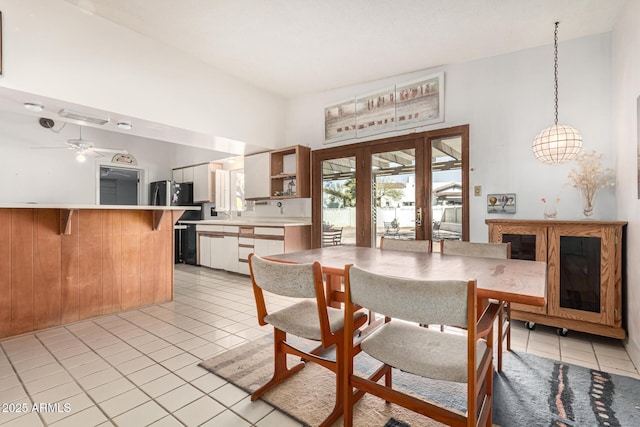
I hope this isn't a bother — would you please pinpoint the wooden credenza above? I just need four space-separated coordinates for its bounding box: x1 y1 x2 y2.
486 219 627 339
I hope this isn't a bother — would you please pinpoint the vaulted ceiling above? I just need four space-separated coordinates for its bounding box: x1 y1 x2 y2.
64 0 625 99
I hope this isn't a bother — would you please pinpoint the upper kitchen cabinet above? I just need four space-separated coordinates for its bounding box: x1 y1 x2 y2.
193 162 229 209
244 152 271 200
270 145 311 199
172 166 194 183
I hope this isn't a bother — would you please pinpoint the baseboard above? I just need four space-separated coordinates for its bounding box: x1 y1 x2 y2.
624 337 640 371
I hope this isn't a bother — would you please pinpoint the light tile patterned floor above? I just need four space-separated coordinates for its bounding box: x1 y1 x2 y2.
0 264 637 426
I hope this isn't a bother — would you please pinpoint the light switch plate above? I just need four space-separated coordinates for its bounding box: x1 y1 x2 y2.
474 185 482 196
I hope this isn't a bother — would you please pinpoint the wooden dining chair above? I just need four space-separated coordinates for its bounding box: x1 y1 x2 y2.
380 236 432 253
344 265 495 427
247 254 367 427
379 236 434 328
440 240 512 373
322 227 343 246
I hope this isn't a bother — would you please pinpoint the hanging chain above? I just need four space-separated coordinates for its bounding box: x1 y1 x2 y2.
553 21 559 125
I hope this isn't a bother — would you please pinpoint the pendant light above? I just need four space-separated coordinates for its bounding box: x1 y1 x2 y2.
532 21 582 164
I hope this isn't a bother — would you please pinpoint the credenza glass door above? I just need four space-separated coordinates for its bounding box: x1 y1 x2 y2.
548 225 616 325
492 224 547 315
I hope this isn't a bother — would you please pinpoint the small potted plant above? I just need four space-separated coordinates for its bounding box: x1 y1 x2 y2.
566 150 615 217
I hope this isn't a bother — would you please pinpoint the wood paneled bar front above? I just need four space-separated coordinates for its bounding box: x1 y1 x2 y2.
0 204 195 339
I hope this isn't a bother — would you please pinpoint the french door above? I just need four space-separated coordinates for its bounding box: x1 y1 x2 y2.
312 125 469 248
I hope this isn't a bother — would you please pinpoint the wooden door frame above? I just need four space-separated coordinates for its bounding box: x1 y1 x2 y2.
311 125 469 248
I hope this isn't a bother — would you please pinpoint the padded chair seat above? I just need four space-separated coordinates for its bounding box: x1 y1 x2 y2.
360 321 487 383
265 300 366 341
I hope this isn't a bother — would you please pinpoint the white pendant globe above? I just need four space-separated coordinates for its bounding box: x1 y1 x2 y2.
532 124 583 164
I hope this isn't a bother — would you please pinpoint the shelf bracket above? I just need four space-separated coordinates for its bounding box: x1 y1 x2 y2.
152 211 166 231
60 209 75 235
152 209 185 231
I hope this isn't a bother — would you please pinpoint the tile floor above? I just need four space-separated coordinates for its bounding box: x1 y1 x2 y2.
1 264 637 426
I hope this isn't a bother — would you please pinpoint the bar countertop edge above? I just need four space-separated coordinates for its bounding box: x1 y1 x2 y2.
0 204 200 210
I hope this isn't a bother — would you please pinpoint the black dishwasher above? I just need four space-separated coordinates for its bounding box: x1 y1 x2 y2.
181 224 198 265
175 204 202 265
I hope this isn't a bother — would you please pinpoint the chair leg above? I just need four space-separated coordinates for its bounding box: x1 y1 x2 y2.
505 302 511 351
496 301 511 373
497 306 503 373
251 329 305 401
319 340 345 427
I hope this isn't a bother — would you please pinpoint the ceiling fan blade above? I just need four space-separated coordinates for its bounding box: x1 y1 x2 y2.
66 140 95 151
89 147 128 154
31 146 74 150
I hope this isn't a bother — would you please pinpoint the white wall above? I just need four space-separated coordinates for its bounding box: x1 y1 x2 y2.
286 33 615 242
0 111 229 204
0 0 286 151
612 0 640 369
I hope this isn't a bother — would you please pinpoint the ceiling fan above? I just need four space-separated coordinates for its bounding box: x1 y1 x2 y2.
36 119 128 162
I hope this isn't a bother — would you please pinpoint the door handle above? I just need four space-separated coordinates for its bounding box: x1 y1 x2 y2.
415 207 423 226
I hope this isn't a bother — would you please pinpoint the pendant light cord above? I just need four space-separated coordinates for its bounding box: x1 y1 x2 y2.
553 21 559 126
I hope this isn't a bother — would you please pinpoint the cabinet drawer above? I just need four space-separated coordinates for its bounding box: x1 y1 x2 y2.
255 227 284 236
196 225 224 232
239 227 254 236
223 226 240 234
238 246 253 260
239 237 254 246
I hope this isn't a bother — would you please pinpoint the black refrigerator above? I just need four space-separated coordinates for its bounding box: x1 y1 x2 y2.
149 180 193 206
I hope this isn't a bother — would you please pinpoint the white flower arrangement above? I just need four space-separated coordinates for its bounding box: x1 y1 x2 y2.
566 150 615 216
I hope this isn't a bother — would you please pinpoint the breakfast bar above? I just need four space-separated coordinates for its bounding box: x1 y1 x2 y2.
0 204 195 339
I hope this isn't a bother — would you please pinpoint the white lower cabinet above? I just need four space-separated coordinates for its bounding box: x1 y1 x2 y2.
253 238 285 257
199 235 212 267
209 236 226 270
198 224 308 275
221 235 239 273
197 225 239 272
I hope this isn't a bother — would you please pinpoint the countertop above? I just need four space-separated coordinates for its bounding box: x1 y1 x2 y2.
180 218 312 227
0 204 200 211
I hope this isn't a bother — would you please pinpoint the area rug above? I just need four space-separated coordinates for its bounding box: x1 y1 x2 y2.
199 337 640 427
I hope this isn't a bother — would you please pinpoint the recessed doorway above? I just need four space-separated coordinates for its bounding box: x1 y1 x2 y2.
99 165 141 205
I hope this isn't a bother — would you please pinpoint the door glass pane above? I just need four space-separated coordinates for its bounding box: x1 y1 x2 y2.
322 157 356 246
230 169 245 212
502 234 537 260
559 236 601 313
372 149 416 247
431 136 462 244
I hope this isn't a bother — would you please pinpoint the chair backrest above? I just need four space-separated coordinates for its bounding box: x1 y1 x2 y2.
347 265 472 328
380 237 432 253
440 240 511 259
249 254 318 298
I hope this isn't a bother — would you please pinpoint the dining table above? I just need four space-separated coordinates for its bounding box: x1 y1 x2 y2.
267 245 547 310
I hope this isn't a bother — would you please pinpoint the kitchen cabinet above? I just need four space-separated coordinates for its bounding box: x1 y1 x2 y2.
236 225 310 274
270 145 311 199
196 225 239 272
198 223 310 275
254 238 285 257
244 152 271 200
172 166 194 183
193 163 229 209
220 234 239 272
198 234 215 268
486 219 626 339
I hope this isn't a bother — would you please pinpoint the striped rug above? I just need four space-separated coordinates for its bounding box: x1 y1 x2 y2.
200 336 640 427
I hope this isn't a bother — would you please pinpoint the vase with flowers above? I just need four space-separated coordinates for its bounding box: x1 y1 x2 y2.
541 197 559 219
566 150 615 217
